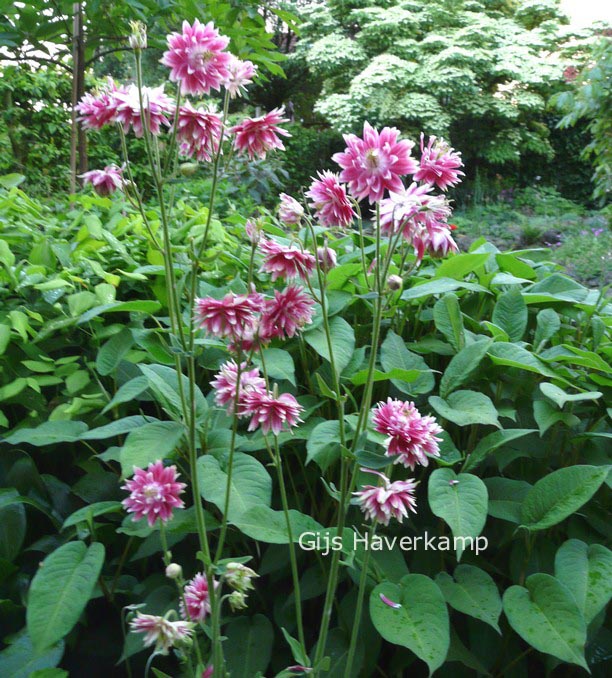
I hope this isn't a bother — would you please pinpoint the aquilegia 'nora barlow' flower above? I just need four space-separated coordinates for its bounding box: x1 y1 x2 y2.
333 122 418 203
224 55 257 98
260 285 315 340
372 398 442 469
80 165 124 196
306 171 356 228
122 461 186 527
231 107 290 160
242 390 303 435
194 293 259 339
181 573 218 622
130 613 193 654
353 468 418 526
259 239 316 282
76 79 124 130
414 134 464 190
161 19 232 96
113 84 174 137
278 193 304 225
211 360 266 414
175 102 223 162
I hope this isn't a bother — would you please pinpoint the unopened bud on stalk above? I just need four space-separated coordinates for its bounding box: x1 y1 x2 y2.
129 21 147 50
316 245 337 272
387 274 403 291
225 562 259 592
228 590 248 611
165 563 182 580
180 162 199 177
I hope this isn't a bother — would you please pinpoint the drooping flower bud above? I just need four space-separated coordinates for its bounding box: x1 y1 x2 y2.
165 563 183 580
129 21 148 50
180 162 199 177
316 245 337 273
225 562 259 592
387 274 402 291
228 590 249 611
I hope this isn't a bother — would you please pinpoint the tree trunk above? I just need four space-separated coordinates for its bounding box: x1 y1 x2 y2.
69 2 86 193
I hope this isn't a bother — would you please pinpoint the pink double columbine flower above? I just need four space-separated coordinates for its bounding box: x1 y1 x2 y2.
175 102 223 162
333 122 418 203
130 613 194 654
260 285 315 340
161 19 232 96
224 55 257 98
80 165 125 196
121 461 186 527
353 468 418 526
241 390 303 436
372 398 443 470
414 134 464 190
259 238 316 282
76 78 125 130
181 573 219 622
230 107 291 160
210 360 266 414
278 193 304 225
113 84 174 137
194 292 260 340
307 171 356 228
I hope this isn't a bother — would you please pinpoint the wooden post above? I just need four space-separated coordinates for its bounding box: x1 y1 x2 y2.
69 2 86 193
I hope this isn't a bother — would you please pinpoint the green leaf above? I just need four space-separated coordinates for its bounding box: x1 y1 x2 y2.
81 415 151 440
492 289 527 342
306 420 342 471
487 343 566 382
534 308 560 349
3 421 88 446
503 574 588 670
540 383 602 408
435 253 490 280
401 277 488 300
370 574 449 675
554 539 612 624
435 564 501 632
225 615 274 678
484 477 532 523
140 364 207 421
521 465 610 531
120 421 185 476
533 400 580 435
304 316 355 374
380 330 434 395
27 542 105 651
253 348 295 386
95 328 133 376
198 453 271 521
102 376 149 414
0 634 64 678
77 300 161 324
0 490 26 561
231 505 323 544
439 338 492 398
433 293 464 351
349 368 422 386
428 469 488 560
463 429 536 471
62 501 122 530
429 390 500 428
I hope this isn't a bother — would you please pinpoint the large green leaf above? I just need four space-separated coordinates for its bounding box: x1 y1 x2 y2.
433 293 464 351
0 489 26 561
487 342 564 382
224 615 274 678
27 542 104 651
370 575 449 675
95 328 133 376
439 338 492 398
77 300 161 324
198 453 271 521
401 277 487 300
540 382 602 408
503 574 588 670
120 421 185 476
484 477 532 523
140 364 207 422
3 421 88 446
253 348 295 386
380 330 434 395
429 390 500 428
306 420 342 471
492 289 527 342
304 315 355 374
435 253 490 280
428 469 488 560
231 505 323 544
435 564 501 632
0 634 64 678
81 415 152 440
520 465 610 531
534 308 560 349
554 539 612 624
463 428 536 471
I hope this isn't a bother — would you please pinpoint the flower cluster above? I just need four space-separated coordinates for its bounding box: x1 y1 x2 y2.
372 398 443 470
130 613 194 654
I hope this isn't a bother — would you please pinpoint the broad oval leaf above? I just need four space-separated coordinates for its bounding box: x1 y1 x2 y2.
231 505 323 544
554 539 612 624
429 390 500 428
27 542 104 651
306 420 341 471
304 315 355 375
0 634 64 678
3 421 88 446
370 574 449 675
484 477 532 523
428 469 488 560
520 465 610 531
120 421 185 476
381 330 434 395
435 564 502 632
463 428 536 471
439 338 492 398
224 614 274 678
503 574 587 670
492 289 527 342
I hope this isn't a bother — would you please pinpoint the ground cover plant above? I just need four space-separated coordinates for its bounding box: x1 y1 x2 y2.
0 14 611 678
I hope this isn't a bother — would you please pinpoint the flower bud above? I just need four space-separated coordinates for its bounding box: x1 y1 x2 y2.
180 162 199 177
165 563 183 580
225 562 259 592
228 590 248 611
387 274 403 291
316 246 337 273
245 219 262 245
129 21 147 50
278 193 304 225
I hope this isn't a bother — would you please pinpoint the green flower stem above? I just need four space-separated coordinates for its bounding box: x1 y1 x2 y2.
344 520 377 678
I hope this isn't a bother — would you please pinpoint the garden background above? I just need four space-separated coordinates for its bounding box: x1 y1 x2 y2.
0 1 610 677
